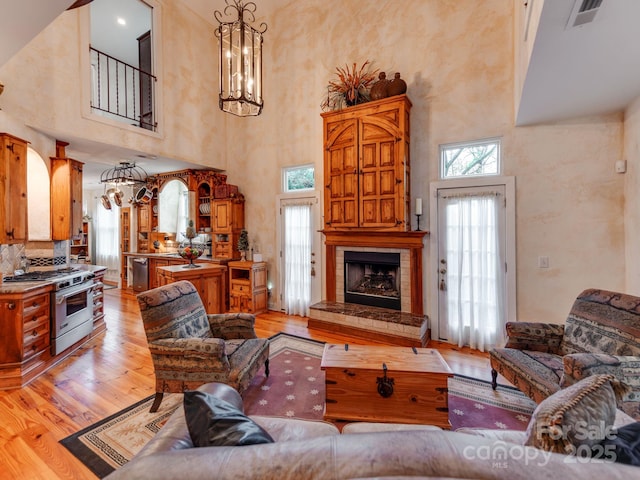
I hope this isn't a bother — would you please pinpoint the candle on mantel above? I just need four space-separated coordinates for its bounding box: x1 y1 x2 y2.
415 198 423 216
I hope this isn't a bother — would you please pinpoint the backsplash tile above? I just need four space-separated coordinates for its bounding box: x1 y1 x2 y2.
1 241 69 276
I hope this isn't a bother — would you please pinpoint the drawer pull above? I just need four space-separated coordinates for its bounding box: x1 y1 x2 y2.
7 302 16 310
32 301 39 308
32 330 38 337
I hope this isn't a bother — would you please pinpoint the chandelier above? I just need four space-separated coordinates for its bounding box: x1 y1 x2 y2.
99 161 148 186
214 0 267 116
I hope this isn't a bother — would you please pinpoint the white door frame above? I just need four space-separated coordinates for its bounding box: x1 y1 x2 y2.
428 176 517 342
275 191 322 312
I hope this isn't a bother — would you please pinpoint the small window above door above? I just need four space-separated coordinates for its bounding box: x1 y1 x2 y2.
440 138 501 179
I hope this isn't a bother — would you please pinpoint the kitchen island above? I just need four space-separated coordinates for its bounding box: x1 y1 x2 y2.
122 252 232 308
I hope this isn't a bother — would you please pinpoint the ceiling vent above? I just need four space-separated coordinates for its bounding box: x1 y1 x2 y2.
567 0 604 28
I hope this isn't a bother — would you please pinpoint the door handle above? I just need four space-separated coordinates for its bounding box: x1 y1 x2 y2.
439 262 447 291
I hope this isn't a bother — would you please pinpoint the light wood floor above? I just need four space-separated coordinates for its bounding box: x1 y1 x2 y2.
0 288 499 480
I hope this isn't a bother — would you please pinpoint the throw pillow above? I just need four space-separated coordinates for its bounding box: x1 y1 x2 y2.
184 390 274 447
524 374 630 455
599 422 640 466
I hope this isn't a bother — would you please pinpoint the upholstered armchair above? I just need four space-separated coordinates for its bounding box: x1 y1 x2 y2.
489 289 640 420
137 280 270 412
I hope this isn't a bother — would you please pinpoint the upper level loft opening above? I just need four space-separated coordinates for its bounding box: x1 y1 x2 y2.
89 0 156 132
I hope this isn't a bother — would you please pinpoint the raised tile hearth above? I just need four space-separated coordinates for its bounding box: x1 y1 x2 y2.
308 301 429 347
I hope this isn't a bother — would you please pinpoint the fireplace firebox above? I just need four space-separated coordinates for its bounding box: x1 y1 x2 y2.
344 251 401 310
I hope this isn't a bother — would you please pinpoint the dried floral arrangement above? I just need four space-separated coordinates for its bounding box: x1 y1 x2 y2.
321 60 379 111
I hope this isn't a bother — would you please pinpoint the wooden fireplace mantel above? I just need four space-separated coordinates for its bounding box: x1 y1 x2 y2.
321 230 428 315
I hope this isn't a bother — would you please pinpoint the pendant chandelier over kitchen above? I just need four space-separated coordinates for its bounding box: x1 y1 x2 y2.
99 161 148 186
214 0 267 117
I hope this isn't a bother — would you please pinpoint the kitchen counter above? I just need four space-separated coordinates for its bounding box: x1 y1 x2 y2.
122 252 230 263
0 264 107 294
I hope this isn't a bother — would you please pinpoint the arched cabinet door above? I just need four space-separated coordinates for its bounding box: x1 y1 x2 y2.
0 133 28 244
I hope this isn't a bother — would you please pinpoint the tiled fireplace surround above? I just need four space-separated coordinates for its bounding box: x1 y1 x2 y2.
309 231 429 346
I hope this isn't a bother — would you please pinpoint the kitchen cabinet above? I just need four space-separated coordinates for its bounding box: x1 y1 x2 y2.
228 261 267 314
149 258 171 289
51 141 84 241
120 208 131 285
212 198 245 259
157 263 227 314
138 204 152 232
0 133 28 244
92 267 106 334
70 221 90 262
196 181 212 232
0 286 52 389
321 95 411 231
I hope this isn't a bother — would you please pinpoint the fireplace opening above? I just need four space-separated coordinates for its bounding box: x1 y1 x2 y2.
344 251 401 310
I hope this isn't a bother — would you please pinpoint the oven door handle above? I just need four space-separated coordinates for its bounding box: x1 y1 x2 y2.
55 282 93 304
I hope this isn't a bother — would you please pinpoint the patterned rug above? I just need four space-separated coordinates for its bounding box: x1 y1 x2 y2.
60 333 537 478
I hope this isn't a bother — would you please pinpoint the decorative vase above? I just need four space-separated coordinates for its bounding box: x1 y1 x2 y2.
387 72 407 96
178 240 205 268
369 72 389 100
241 250 247 261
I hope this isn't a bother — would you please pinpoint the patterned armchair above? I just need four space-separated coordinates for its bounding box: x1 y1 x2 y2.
489 289 640 420
137 280 270 412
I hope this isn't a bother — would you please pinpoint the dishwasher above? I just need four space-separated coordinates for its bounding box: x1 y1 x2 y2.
132 257 149 292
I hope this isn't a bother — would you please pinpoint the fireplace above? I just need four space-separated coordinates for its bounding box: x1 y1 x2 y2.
344 251 401 310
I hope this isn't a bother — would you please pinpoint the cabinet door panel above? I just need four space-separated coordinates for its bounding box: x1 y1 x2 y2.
360 199 377 224
379 198 397 224
342 200 357 225
379 141 395 167
359 119 400 228
213 201 231 232
379 170 396 195
324 121 358 228
138 206 151 232
0 134 28 243
360 143 377 169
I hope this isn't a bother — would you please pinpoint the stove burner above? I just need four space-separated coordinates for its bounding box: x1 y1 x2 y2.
3 268 81 283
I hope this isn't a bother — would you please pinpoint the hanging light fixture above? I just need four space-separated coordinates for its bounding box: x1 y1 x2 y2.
99 161 148 186
214 1 267 116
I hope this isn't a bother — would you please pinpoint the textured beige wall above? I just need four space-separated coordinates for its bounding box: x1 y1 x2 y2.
223 0 626 323
0 0 629 325
624 97 640 295
0 1 226 169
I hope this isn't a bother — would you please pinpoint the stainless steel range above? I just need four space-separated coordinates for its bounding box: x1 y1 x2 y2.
4 268 95 354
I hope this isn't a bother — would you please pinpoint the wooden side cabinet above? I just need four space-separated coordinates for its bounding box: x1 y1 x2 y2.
212 197 245 259
0 133 28 244
321 95 411 231
228 261 267 314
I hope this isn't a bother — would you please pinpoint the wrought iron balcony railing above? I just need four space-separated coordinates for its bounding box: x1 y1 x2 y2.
90 46 157 131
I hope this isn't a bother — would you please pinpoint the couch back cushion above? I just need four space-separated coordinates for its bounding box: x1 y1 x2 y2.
137 280 211 342
560 289 640 356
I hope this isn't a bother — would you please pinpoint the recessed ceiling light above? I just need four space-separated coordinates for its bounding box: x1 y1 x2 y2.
117 17 126 26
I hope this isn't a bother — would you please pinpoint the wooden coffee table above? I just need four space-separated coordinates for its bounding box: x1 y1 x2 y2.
320 344 453 428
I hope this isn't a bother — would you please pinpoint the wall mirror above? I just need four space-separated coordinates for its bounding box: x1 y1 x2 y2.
158 179 195 239
27 147 52 240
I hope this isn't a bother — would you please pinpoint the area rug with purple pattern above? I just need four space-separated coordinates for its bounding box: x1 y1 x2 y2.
60 333 537 478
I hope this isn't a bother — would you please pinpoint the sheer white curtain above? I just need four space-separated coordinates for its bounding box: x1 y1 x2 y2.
177 190 189 240
95 203 120 283
443 192 505 351
283 201 312 316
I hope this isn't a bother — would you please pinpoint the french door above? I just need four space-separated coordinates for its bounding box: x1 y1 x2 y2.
278 195 322 316
430 178 515 351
